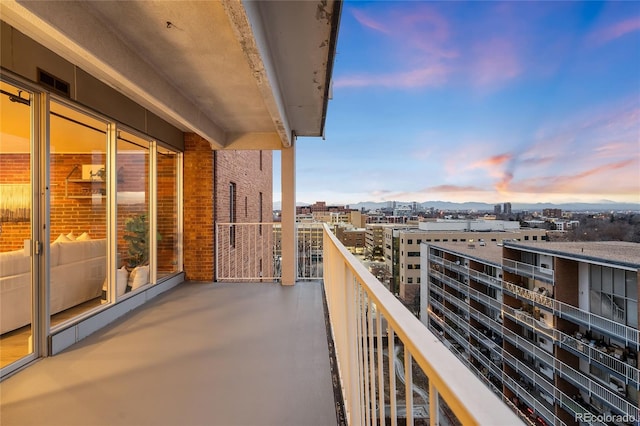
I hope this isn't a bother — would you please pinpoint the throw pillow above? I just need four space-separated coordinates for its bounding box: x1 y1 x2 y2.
117 266 129 296
76 232 92 241
66 232 76 241
54 233 71 243
129 265 150 290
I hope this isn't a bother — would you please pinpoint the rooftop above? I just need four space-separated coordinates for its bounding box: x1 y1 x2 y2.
507 241 640 268
424 242 504 266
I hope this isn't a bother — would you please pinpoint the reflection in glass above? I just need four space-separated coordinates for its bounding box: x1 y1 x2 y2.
49 101 108 328
117 131 150 295
0 81 33 367
157 146 179 279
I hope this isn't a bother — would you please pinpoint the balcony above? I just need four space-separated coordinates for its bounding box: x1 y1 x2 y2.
1 224 522 425
502 259 554 283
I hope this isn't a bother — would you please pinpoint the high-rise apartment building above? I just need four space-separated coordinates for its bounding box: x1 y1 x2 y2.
421 241 639 425
386 220 547 302
544 209 563 218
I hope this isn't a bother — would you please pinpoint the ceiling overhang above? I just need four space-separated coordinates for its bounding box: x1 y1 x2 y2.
0 0 341 150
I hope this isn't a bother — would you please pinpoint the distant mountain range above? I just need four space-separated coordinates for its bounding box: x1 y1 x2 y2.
273 200 640 212
351 200 640 212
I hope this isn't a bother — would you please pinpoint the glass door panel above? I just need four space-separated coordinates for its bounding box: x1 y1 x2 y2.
0 81 34 368
116 131 150 295
49 101 108 326
157 146 179 279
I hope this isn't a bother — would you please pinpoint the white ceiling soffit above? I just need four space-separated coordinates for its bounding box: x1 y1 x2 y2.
0 0 341 150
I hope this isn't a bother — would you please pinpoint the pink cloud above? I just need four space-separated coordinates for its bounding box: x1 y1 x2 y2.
333 64 450 89
469 38 522 87
502 159 639 195
589 17 640 45
351 9 391 35
471 153 512 169
425 184 484 193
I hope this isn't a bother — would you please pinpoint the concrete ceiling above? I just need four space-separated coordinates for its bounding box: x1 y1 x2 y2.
0 0 341 150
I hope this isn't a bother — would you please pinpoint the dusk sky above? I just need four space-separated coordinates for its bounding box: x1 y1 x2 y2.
275 1 640 206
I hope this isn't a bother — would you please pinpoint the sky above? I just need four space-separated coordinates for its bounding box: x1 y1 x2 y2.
275 1 640 206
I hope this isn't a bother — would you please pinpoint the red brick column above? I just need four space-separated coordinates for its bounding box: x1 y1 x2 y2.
183 133 215 281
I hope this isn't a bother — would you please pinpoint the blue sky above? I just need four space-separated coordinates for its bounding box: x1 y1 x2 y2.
276 1 640 206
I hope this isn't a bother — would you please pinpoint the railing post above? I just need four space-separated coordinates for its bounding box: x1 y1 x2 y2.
404 347 413 426
345 266 362 425
429 381 439 426
389 328 397 426
376 306 385 426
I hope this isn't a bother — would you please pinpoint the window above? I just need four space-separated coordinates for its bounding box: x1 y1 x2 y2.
408 239 413 244
259 192 263 235
259 150 263 171
157 145 180 279
244 196 248 217
408 277 413 284
50 101 108 321
117 130 151 294
230 182 236 247
590 265 637 327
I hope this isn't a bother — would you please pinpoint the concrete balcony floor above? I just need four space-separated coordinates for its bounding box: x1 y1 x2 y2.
0 281 338 426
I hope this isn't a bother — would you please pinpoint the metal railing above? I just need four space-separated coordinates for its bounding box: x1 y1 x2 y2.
323 224 523 426
502 258 554 282
558 331 640 386
216 222 278 281
215 222 324 281
431 252 639 348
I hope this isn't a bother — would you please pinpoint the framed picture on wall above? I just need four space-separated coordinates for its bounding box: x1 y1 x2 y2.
0 183 30 222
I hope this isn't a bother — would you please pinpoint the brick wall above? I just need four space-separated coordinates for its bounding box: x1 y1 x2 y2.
183 133 215 281
554 257 578 306
0 152 163 268
214 149 274 280
157 152 178 275
50 153 108 242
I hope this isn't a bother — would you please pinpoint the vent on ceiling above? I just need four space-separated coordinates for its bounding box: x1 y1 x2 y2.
37 69 70 97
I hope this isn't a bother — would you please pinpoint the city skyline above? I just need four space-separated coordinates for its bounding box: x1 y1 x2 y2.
275 1 640 206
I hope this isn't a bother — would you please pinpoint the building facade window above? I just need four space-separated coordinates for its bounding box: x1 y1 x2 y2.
1 71 183 375
259 192 263 235
229 182 236 247
590 265 638 328
117 130 151 296
156 145 180 280
50 100 108 325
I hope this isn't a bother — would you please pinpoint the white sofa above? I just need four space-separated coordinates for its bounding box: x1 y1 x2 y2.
0 239 106 335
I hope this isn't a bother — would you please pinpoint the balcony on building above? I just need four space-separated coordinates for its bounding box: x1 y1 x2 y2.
0 1 524 425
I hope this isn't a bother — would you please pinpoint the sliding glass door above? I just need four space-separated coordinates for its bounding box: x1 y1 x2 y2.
49 100 108 327
0 81 36 370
